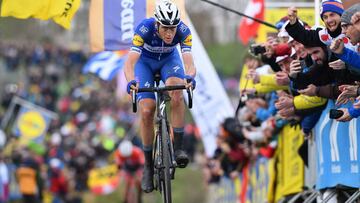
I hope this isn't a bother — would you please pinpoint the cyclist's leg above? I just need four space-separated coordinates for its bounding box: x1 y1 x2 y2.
135 169 143 203
161 51 189 168
123 171 131 203
135 58 156 192
119 170 127 198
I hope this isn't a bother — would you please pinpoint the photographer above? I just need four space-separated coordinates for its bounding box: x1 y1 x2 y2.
249 37 292 73
215 118 251 179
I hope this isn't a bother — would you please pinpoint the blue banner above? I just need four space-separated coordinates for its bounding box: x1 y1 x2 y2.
103 0 146 50
315 100 360 189
82 51 127 81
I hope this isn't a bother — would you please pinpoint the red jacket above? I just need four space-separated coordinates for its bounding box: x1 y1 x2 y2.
50 170 68 195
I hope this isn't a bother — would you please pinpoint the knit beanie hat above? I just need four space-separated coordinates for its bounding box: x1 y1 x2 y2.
341 3 360 25
320 0 344 18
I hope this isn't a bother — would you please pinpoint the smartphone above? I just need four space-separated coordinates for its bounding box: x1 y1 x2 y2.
300 60 307 70
329 109 344 119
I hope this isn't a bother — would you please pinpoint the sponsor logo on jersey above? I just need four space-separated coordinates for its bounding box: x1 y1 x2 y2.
179 23 188 33
139 25 149 34
143 43 176 53
173 66 181 72
183 35 192 46
133 34 144 46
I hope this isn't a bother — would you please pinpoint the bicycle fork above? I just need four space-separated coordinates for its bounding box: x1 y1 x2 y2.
166 120 177 179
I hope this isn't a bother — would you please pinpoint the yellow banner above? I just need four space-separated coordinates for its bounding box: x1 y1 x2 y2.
275 124 304 201
88 164 119 188
257 8 320 43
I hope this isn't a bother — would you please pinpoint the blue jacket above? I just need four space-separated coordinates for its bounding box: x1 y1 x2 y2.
301 111 322 134
335 48 360 69
348 105 360 118
256 92 278 121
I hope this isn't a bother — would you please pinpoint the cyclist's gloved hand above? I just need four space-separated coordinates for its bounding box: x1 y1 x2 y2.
127 80 137 94
184 75 196 89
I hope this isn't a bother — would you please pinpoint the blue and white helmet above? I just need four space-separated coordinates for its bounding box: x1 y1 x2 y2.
154 1 180 26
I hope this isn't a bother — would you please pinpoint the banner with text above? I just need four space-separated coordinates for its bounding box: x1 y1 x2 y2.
315 100 360 189
188 19 234 157
89 0 186 52
275 124 304 201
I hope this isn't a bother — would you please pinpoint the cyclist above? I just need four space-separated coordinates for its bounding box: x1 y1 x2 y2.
114 140 144 201
124 0 196 193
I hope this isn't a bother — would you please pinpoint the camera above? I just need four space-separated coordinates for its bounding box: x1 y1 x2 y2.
250 44 266 55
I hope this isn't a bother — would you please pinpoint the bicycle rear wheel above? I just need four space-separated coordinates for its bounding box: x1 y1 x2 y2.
160 118 172 203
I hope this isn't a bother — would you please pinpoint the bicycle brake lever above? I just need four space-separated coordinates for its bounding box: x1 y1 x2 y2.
132 90 137 113
187 87 193 109
132 90 136 102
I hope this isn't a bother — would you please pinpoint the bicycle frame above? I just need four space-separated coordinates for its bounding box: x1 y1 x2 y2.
153 89 176 203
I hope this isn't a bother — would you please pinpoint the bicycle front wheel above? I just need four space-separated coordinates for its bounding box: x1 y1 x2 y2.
161 118 172 203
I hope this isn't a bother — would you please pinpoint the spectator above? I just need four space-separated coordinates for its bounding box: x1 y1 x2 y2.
49 158 68 203
16 151 41 203
0 154 9 203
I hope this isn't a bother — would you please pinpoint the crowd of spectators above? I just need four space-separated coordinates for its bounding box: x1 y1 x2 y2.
204 2 360 202
0 41 144 203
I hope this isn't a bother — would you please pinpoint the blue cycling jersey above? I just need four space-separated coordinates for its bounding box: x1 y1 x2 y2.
131 18 192 60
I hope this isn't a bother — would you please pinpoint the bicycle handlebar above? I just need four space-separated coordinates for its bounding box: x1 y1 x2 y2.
131 85 193 113
137 85 187 92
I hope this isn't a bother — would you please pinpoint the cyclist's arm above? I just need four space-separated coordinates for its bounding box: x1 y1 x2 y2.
182 52 196 77
124 51 140 82
124 20 147 82
179 23 196 77
114 151 124 169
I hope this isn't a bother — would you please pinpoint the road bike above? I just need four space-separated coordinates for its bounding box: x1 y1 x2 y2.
131 75 193 203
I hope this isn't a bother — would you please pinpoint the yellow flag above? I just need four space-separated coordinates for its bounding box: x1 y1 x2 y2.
53 0 81 29
0 0 81 29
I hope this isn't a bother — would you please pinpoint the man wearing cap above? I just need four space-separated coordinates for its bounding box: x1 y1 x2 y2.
340 3 360 45
352 11 360 31
286 0 357 51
